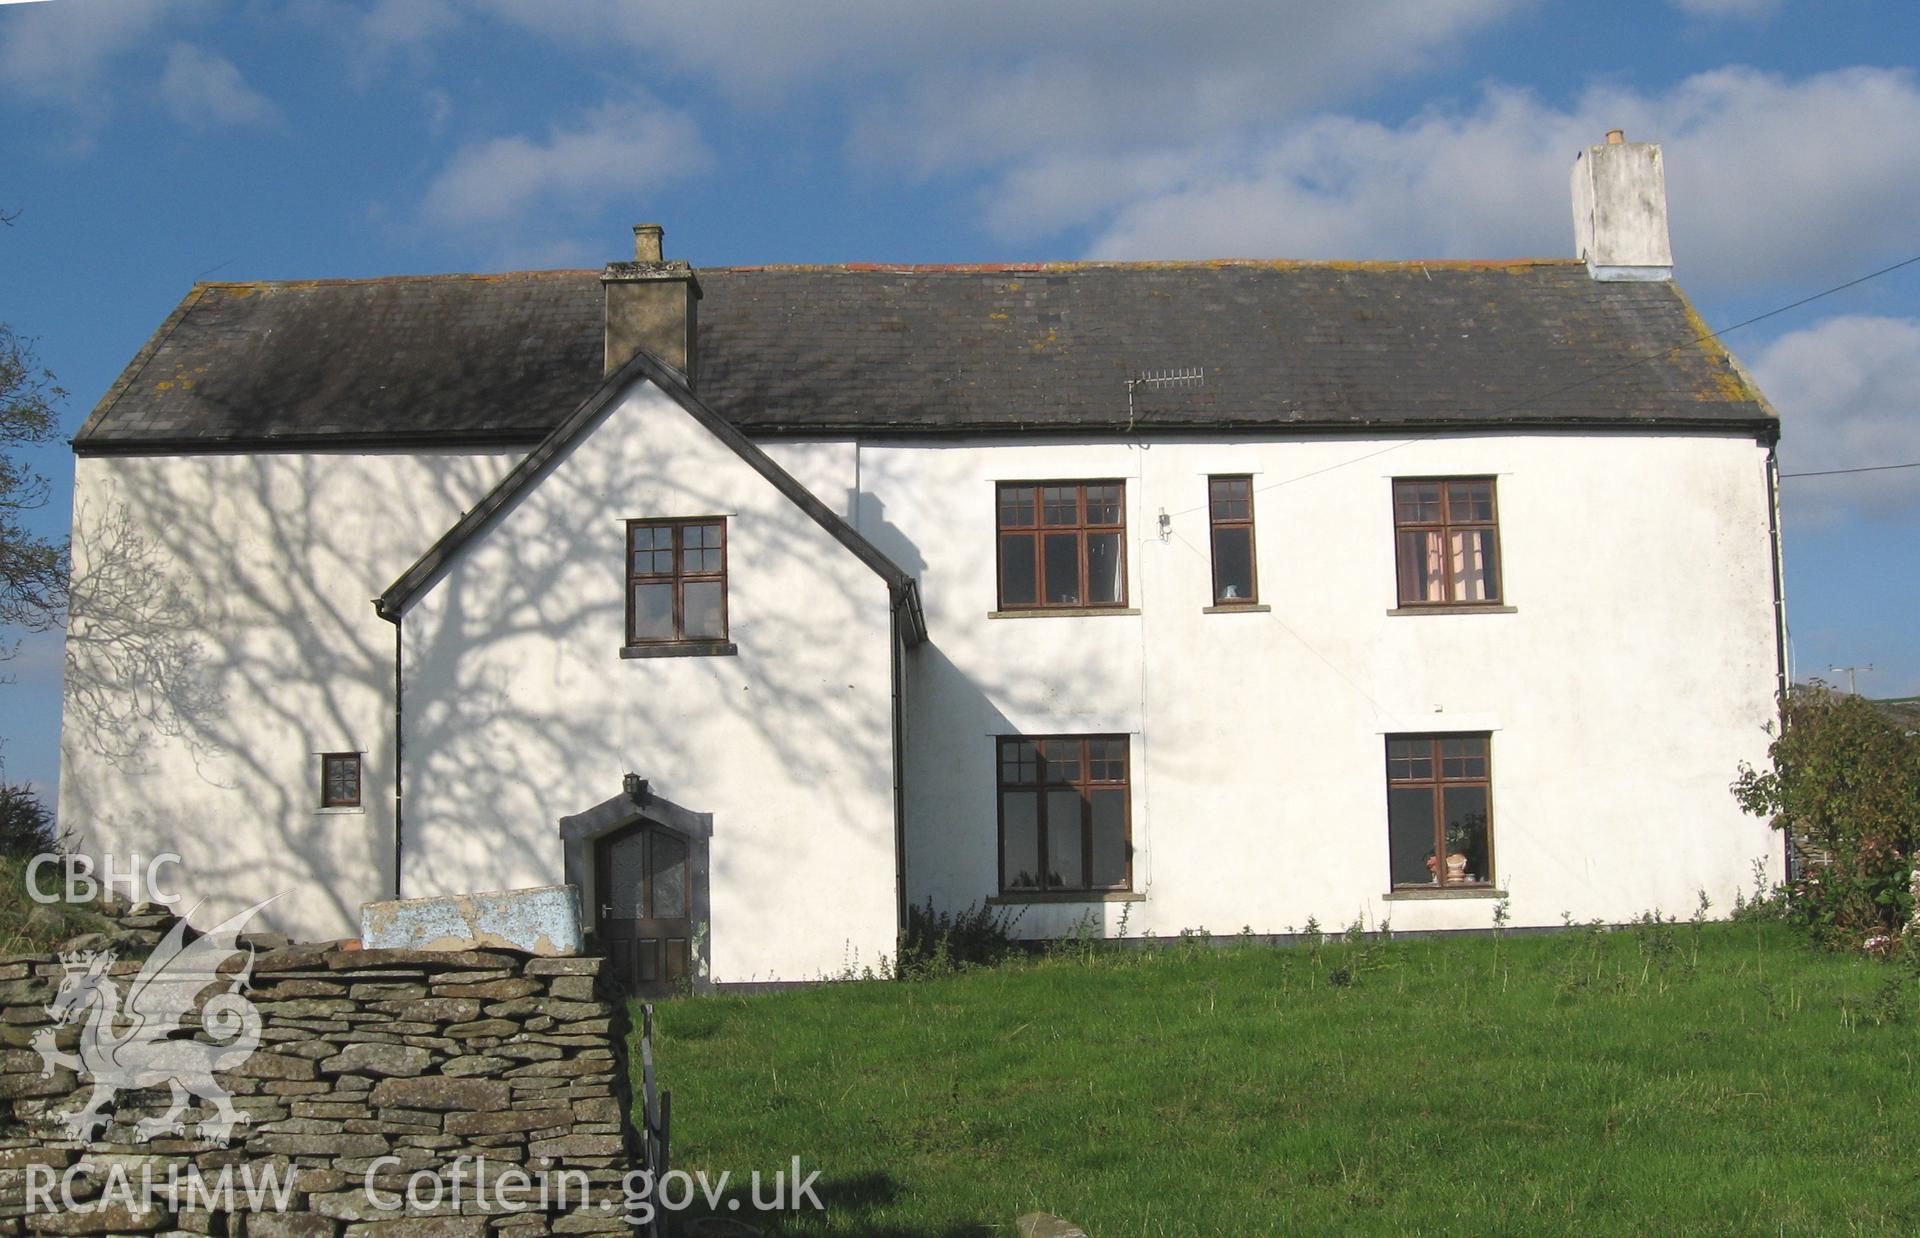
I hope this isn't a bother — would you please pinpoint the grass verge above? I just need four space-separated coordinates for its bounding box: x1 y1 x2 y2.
643 920 1920 1235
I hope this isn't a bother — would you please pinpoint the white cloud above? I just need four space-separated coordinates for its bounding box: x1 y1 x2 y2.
0 0 180 122
158 41 280 128
419 96 710 240
421 8 1917 303
1069 91 1587 256
0 624 65 686
846 0 1521 176
338 0 461 83
1670 0 1782 19
466 0 1521 159
1750 315 1920 525
362 0 460 51
1075 66 1920 301
423 87 452 137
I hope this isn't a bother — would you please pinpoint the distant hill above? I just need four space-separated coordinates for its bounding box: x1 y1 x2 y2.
1871 697 1920 734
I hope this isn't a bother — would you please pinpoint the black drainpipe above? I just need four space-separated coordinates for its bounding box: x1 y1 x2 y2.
889 589 909 954
375 600 404 901
1765 442 1793 886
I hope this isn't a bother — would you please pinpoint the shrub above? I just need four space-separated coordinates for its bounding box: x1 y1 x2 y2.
1730 858 1790 923
1732 683 1920 950
0 782 57 860
897 899 1023 979
0 787 109 953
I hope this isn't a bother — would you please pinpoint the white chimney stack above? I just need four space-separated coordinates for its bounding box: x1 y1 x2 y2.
1570 130 1673 281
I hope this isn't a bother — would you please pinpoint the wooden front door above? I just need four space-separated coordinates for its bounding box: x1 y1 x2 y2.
595 823 693 995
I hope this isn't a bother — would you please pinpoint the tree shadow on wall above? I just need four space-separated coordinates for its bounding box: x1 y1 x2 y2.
60 451 525 933
64 499 226 775
396 425 908 919
59 421 932 941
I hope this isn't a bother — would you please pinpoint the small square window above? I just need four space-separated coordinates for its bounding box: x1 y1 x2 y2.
626 518 729 646
321 753 361 809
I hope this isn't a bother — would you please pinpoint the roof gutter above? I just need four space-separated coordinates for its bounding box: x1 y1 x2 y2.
734 414 1782 443
75 429 550 458
892 579 927 648
75 416 1780 455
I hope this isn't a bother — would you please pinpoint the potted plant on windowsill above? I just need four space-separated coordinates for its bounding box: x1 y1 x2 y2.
1425 832 1475 883
1442 823 1474 883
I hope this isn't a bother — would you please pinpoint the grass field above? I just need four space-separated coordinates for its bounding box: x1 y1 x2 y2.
645 919 1920 1236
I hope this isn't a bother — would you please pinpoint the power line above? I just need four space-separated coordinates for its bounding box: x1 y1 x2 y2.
1780 461 1920 479
1156 250 1920 519
1715 252 1920 337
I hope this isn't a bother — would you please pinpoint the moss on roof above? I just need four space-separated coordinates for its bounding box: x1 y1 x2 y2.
75 261 1774 452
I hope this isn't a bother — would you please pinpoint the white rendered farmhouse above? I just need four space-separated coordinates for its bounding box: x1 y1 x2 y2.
60 134 1785 986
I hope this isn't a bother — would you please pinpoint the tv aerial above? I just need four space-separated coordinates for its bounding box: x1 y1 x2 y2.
1125 367 1205 432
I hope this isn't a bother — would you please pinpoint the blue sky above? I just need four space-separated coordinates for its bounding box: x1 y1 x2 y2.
2 0 1917 800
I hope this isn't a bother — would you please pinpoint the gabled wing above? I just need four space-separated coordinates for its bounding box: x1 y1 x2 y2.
122 896 278 1039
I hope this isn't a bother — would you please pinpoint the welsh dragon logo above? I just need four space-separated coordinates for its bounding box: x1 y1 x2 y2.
33 898 276 1145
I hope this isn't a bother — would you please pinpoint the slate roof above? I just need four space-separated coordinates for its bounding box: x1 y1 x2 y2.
78 271 603 450
74 259 1774 452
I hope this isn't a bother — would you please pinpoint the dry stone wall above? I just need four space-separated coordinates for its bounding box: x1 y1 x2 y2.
0 908 639 1236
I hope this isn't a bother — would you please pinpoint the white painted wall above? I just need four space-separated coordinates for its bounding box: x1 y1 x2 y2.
400 383 899 983
58 421 1777 962
767 431 1780 939
58 449 519 941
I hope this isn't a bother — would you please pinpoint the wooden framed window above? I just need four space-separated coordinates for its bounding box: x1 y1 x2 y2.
997 735 1131 893
320 753 361 809
1207 475 1257 605
626 518 727 646
1385 734 1493 888
1392 478 1501 606
996 482 1126 610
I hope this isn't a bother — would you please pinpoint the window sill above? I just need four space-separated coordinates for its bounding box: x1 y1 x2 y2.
988 607 1140 620
620 641 738 659
988 890 1144 905
315 806 365 816
1203 603 1270 614
1386 605 1517 617
1383 887 1508 901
